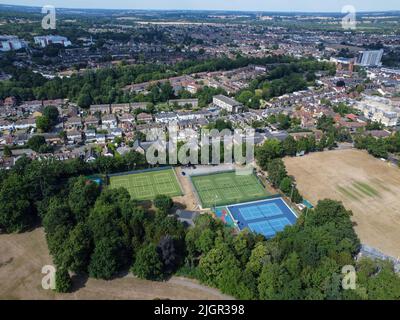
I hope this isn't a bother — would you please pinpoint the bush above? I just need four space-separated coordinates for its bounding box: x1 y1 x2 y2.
55 267 72 293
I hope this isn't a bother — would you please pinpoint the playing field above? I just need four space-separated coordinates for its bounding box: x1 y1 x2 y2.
284 149 400 258
191 171 269 208
109 168 182 201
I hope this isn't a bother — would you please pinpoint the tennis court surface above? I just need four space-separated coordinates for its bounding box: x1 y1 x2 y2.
190 171 269 208
109 167 183 201
222 197 298 239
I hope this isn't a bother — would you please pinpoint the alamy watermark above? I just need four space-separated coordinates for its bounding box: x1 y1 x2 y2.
42 5 56 30
144 123 255 175
41 265 56 290
342 265 357 290
342 5 357 30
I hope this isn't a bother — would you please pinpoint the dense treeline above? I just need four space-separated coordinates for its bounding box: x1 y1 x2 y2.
0 55 317 107
354 131 400 160
0 151 146 233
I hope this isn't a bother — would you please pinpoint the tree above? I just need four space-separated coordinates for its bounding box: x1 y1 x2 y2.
157 235 181 274
131 243 163 280
279 177 293 195
43 105 59 126
55 267 72 293
282 136 297 156
3 145 12 157
36 116 52 132
290 187 303 204
246 242 270 276
77 93 92 108
27 135 47 152
256 139 283 170
67 177 100 222
0 173 34 232
258 262 282 299
63 223 92 273
88 238 120 280
317 115 335 133
153 195 173 215
267 158 287 188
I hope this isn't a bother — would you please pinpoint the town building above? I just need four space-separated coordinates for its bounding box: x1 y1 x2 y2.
356 50 384 67
0 35 26 52
213 95 243 113
355 95 400 127
34 35 72 48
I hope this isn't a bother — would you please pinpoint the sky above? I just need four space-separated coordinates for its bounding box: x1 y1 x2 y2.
1 0 399 12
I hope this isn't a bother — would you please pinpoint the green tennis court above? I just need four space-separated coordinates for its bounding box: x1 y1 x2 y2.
191 171 269 208
109 168 183 201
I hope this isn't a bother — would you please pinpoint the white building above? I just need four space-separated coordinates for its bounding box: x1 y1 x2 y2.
213 95 243 113
355 95 400 127
34 35 72 48
0 36 25 52
155 112 178 124
356 50 384 67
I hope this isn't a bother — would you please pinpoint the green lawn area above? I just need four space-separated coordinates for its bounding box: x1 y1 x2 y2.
336 181 381 202
191 171 269 208
109 168 182 201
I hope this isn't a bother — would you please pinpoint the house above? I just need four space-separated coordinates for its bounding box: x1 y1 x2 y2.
101 114 117 129
118 113 135 124
42 133 62 145
364 130 392 139
155 112 178 124
131 102 148 111
176 210 200 227
90 104 110 115
265 130 289 142
177 111 208 121
111 103 130 114
84 129 96 141
116 146 132 156
66 130 82 144
338 120 367 132
136 112 153 123
0 119 13 131
14 118 36 130
109 128 123 138
346 113 359 122
168 99 199 108
15 133 29 146
95 134 106 143
4 96 17 107
83 115 99 129
213 95 243 113
64 116 82 130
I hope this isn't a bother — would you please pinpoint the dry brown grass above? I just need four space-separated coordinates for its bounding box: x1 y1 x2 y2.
0 228 232 300
284 149 400 258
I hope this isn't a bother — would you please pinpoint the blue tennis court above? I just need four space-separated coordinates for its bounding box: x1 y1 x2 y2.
224 197 298 239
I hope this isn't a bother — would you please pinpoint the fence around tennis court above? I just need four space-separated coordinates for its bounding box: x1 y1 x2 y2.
107 165 174 178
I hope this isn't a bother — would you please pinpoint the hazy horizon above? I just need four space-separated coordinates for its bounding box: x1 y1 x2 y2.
1 1 399 13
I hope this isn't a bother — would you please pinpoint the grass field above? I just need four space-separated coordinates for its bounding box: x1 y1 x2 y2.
109 168 182 201
191 171 269 208
0 228 232 300
284 149 400 258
